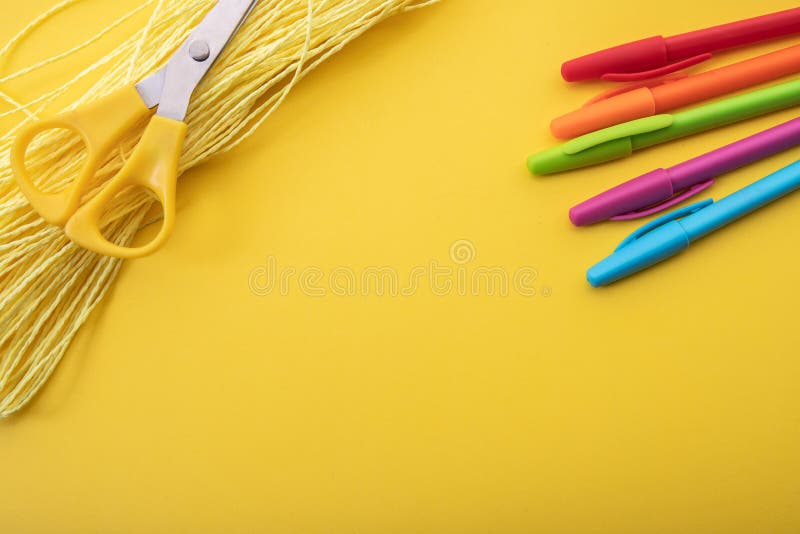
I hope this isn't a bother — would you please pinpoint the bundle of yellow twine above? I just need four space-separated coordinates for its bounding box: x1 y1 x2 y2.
0 0 437 417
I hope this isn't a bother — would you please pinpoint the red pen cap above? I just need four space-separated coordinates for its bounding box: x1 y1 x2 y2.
561 36 669 82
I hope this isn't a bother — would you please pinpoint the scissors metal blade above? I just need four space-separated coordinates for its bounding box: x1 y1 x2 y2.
135 68 166 108
155 0 259 121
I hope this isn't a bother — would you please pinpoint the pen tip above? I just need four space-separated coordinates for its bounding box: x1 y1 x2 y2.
568 206 584 226
526 155 537 175
586 268 603 288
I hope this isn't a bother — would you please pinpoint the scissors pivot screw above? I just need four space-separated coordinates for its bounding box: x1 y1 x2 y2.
189 40 211 62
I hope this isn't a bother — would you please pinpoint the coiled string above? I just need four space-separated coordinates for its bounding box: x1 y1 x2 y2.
0 0 438 417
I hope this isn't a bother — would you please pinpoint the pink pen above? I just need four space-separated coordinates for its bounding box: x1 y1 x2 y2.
569 117 800 226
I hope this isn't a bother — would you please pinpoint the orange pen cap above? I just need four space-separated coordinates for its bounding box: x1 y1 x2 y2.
551 86 657 140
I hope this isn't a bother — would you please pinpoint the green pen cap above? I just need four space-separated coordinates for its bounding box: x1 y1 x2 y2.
528 78 800 175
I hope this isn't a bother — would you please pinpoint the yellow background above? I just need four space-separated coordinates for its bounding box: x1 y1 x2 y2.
2 0 800 531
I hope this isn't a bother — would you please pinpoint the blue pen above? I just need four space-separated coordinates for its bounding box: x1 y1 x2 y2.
588 159 800 287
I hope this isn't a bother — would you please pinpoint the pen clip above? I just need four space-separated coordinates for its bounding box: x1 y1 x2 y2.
610 179 715 221
615 198 713 252
562 114 674 155
583 74 687 107
600 53 713 83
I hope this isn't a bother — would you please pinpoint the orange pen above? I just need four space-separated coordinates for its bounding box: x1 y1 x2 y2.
551 43 800 139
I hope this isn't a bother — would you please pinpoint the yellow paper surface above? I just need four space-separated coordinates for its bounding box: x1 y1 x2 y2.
1 1 799 531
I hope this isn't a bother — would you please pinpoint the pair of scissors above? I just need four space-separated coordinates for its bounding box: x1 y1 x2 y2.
11 0 259 258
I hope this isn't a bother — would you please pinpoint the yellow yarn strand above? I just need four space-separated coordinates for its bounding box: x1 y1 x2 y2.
0 0 438 417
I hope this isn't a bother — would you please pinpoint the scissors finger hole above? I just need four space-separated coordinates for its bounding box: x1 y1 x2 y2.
22 127 88 194
98 185 164 248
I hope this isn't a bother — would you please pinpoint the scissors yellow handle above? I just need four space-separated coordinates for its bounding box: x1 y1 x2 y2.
63 115 186 259
10 0 259 258
11 86 186 259
11 86 152 225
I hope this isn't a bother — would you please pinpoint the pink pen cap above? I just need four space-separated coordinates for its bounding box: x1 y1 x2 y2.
569 168 713 226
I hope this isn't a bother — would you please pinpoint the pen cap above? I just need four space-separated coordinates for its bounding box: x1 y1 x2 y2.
551 87 657 139
527 137 634 175
561 36 668 82
570 168 675 226
587 220 689 287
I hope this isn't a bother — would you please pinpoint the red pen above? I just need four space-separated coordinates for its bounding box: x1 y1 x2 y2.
561 7 800 82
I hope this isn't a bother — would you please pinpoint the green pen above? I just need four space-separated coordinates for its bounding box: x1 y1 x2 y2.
528 78 800 175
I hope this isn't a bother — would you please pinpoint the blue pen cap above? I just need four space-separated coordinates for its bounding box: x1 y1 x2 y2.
587 220 691 287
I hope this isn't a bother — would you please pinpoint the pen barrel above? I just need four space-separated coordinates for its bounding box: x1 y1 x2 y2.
669 117 800 191
653 44 800 111
631 79 800 150
679 159 800 240
666 8 800 60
